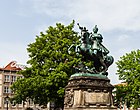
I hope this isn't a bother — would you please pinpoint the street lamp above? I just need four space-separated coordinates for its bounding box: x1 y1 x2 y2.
5 95 9 110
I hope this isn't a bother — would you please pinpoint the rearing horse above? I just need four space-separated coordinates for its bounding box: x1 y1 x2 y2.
68 24 114 74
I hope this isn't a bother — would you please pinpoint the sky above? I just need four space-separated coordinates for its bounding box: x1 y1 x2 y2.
0 0 140 84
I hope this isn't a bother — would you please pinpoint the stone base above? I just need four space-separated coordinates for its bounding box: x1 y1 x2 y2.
65 106 117 110
64 75 117 110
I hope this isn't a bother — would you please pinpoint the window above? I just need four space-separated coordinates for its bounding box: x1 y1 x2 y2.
4 75 10 82
11 76 16 82
4 86 10 93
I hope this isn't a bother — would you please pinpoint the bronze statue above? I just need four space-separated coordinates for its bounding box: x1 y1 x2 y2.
68 24 114 76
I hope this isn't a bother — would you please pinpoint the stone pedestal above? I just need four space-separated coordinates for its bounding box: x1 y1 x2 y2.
64 74 117 110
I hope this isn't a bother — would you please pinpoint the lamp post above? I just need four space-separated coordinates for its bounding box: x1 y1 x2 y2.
5 95 9 110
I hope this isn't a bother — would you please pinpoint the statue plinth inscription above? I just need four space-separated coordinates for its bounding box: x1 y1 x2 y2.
74 90 110 106
85 92 110 104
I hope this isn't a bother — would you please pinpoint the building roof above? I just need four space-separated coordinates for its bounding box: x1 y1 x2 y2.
0 61 22 71
114 82 127 86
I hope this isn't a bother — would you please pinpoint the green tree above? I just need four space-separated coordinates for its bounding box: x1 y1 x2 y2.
11 21 81 108
113 85 128 109
116 49 140 109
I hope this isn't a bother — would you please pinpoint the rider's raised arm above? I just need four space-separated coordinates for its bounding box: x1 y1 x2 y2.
77 23 83 30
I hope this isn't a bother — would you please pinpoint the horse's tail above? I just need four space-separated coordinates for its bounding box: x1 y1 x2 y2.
104 55 114 67
97 55 114 73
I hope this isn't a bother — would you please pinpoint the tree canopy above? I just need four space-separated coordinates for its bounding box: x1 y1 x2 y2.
116 49 140 108
11 21 82 107
113 84 129 108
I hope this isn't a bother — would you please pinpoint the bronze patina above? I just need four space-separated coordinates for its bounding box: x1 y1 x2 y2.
69 24 114 76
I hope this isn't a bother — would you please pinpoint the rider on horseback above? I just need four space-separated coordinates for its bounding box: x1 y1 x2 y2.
68 24 114 75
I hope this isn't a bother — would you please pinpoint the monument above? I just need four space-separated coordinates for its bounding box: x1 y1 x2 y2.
64 24 117 110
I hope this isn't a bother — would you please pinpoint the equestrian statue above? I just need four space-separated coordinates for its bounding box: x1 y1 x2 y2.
68 23 114 76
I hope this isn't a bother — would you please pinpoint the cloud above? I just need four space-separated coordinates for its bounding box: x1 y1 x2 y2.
118 35 130 42
72 0 140 31
25 0 140 31
28 0 72 18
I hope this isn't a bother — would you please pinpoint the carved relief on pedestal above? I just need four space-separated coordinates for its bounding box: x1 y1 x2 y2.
64 89 74 107
66 77 113 89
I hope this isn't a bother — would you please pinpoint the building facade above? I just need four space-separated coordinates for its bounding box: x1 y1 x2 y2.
0 61 35 110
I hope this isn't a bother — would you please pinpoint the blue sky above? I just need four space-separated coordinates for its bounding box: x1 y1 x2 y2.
0 0 140 84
